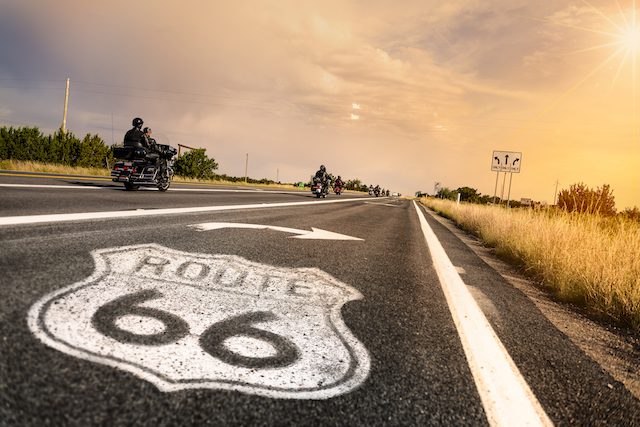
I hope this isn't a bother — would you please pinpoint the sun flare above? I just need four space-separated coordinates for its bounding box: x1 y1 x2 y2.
620 25 640 53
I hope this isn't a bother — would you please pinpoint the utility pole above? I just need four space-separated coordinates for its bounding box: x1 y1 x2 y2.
61 78 70 133
244 153 249 183
553 180 559 206
277 168 279 183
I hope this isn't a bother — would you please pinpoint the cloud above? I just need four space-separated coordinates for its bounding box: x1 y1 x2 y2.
0 0 637 206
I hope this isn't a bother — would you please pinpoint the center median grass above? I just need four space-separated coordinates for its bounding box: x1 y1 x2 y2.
420 197 640 331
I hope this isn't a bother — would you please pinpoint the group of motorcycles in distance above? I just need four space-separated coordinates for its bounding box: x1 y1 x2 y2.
368 185 390 197
311 174 390 199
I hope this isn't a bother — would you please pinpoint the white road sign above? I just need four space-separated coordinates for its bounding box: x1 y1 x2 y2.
491 151 522 173
28 244 371 399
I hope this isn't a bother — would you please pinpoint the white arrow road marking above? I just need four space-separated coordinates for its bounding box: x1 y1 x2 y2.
0 197 367 226
363 201 401 207
413 201 552 427
189 222 363 241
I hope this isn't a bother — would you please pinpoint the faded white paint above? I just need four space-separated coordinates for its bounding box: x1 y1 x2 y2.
28 244 370 399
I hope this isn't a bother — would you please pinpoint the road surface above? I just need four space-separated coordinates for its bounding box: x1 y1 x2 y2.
1 173 639 426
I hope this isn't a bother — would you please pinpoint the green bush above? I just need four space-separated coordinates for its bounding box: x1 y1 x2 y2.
173 149 219 179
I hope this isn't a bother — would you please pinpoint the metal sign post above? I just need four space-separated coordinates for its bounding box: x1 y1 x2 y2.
506 172 514 207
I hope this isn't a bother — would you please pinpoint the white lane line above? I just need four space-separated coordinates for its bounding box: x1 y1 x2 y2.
413 201 552 427
363 201 400 207
0 184 104 190
0 183 307 194
0 197 366 226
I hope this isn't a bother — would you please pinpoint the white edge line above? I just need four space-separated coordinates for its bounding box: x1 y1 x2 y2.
0 197 367 226
412 201 552 427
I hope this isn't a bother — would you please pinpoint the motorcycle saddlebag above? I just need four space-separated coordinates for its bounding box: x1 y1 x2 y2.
113 146 133 159
113 146 147 160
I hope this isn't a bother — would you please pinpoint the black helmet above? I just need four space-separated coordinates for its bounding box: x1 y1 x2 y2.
320 165 326 172
337 175 341 179
143 127 151 134
132 117 144 128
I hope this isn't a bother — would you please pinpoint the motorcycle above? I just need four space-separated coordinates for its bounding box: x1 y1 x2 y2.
374 187 380 197
311 177 328 198
333 184 343 195
111 144 178 191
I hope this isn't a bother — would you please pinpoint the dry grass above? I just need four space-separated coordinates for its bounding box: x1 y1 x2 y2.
0 159 110 176
420 197 640 330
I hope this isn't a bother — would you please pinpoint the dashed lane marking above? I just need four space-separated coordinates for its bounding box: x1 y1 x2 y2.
413 201 552 427
0 183 306 194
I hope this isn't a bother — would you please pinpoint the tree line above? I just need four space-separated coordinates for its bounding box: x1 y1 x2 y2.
0 126 114 168
0 126 223 180
430 182 638 219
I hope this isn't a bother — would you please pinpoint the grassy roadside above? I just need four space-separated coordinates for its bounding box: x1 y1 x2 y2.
420 197 640 331
0 159 308 191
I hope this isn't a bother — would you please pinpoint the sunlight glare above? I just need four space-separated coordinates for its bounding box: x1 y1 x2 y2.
620 26 640 53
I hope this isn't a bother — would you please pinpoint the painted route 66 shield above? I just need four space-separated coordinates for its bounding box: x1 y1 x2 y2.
28 244 370 399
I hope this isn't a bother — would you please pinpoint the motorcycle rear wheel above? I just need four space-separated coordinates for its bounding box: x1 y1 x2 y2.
157 180 171 192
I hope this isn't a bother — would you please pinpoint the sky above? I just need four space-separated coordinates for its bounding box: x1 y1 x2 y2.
0 0 638 208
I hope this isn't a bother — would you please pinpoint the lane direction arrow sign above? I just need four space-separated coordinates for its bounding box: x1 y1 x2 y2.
189 222 364 241
491 150 522 173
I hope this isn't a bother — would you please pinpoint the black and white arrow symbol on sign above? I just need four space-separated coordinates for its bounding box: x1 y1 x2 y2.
505 154 510 164
513 158 520 166
494 156 500 164
189 222 364 241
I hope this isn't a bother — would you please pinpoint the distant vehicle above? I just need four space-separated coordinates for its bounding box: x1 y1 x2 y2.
311 177 328 198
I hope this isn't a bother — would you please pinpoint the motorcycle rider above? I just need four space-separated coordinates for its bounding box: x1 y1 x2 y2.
314 165 330 194
334 175 344 190
368 184 374 196
124 117 145 148
143 127 167 178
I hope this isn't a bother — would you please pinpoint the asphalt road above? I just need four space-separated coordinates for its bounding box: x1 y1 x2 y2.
1 174 639 426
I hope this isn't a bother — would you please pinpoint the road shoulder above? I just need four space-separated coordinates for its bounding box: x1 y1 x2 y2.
423 206 640 400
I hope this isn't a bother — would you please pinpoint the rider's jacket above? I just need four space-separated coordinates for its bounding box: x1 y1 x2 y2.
314 170 328 183
124 127 145 148
334 179 344 187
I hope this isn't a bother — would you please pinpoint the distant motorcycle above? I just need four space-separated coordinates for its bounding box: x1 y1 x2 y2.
312 177 328 198
374 187 380 197
333 184 343 195
111 144 177 191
